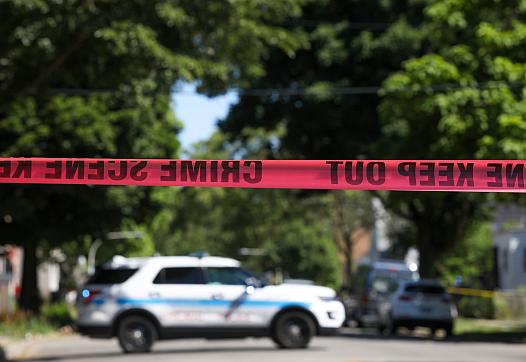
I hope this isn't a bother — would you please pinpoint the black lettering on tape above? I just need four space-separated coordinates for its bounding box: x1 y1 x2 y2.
65 161 85 179
181 161 206 182
160 161 177 181
398 162 417 185
108 161 128 181
457 162 474 186
87 161 104 180
243 161 262 184
438 162 454 186
12 161 31 178
366 162 385 185
487 163 503 187
326 161 343 184
345 162 364 185
221 161 240 183
45 161 62 179
0 161 11 178
130 161 148 181
420 162 435 186
210 161 219 182
505 164 524 188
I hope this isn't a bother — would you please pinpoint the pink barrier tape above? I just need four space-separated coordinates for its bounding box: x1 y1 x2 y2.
0 158 525 192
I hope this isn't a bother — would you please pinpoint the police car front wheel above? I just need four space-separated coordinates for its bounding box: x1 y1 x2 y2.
117 315 157 353
272 311 315 349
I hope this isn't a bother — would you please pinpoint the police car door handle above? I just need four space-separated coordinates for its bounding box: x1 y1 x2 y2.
149 292 161 299
211 293 223 300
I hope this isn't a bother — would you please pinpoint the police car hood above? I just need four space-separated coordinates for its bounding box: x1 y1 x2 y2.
270 283 336 298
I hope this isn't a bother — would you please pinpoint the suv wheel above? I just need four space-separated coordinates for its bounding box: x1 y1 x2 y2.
385 316 397 336
117 315 157 353
444 323 454 338
272 311 315 349
377 323 386 335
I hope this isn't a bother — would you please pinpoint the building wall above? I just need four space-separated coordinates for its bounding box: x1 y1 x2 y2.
494 231 526 290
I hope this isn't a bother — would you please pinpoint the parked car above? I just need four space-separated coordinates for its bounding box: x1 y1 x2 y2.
351 260 419 327
376 279 457 337
76 254 345 353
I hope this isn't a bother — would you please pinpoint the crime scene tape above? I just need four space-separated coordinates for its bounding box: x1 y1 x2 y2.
447 287 497 299
0 158 525 192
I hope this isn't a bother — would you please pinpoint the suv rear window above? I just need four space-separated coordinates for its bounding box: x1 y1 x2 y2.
153 267 205 284
87 268 138 284
405 285 445 294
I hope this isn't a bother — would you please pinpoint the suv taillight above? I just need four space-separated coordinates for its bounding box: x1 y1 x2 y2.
81 288 101 304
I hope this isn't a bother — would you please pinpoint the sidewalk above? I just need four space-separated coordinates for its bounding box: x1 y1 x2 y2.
1 335 36 361
0 334 75 361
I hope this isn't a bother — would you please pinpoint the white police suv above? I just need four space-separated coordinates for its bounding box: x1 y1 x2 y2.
76 254 345 353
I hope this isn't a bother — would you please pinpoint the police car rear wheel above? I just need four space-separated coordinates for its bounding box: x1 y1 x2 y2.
273 311 315 349
117 315 157 353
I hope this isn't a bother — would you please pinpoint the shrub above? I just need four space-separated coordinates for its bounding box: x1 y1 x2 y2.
456 296 495 319
41 302 76 327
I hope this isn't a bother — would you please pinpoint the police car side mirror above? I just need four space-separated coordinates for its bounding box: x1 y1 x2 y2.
244 277 261 290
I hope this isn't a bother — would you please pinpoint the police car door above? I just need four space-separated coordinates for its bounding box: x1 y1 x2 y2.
204 267 267 327
149 266 210 327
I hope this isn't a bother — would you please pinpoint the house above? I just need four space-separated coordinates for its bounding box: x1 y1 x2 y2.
0 245 21 315
493 204 526 290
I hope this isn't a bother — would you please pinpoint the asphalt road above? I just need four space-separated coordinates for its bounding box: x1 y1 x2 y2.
7 331 526 362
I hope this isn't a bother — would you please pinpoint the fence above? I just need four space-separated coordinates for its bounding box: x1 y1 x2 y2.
449 287 526 320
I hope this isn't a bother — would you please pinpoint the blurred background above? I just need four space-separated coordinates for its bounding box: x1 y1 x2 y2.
0 0 526 361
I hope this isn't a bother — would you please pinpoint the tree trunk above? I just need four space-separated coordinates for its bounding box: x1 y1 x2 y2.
19 243 41 313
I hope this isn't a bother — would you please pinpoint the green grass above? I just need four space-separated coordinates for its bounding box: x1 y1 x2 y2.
0 302 76 340
0 317 57 339
454 318 526 342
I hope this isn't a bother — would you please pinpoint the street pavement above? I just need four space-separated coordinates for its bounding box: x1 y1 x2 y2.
5 330 526 362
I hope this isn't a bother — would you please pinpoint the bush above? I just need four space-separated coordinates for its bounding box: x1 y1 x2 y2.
41 302 76 327
0 311 55 339
456 296 495 319
494 288 526 320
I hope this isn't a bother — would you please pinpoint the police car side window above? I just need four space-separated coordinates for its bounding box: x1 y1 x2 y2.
153 267 205 284
206 267 251 285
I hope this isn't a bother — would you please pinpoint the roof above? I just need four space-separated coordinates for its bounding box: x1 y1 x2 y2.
103 255 240 269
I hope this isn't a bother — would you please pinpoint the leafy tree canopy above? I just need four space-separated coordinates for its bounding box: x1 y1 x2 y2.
0 0 309 310
220 0 526 276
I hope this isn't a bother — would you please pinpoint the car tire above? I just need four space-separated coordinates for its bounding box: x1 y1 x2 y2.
386 319 397 336
272 311 316 349
445 324 454 338
117 315 157 353
377 323 386 335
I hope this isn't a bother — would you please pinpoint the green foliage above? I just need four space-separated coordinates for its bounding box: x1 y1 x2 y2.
220 0 526 277
455 317 526 336
150 187 341 287
0 0 310 311
0 0 309 99
438 222 495 288
0 315 56 339
95 221 155 265
41 302 76 327
146 132 352 287
494 287 526 320
457 297 495 319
